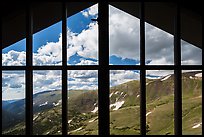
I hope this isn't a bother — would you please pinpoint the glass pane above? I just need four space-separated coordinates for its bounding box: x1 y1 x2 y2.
145 23 174 65
110 70 140 135
33 22 62 66
182 70 202 135
2 71 25 135
67 4 98 65
68 70 98 135
109 3 140 65
2 39 26 66
181 40 202 65
2 11 26 66
33 70 62 135
33 2 62 66
146 70 174 135
145 2 174 65
180 5 202 66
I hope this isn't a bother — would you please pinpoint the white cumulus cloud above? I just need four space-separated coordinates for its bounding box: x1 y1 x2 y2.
81 4 98 18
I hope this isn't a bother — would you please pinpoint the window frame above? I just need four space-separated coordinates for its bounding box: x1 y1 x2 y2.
1 1 203 136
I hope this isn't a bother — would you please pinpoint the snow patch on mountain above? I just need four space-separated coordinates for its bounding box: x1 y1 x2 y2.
91 107 98 113
93 102 97 106
72 127 83 132
123 94 127 98
109 93 113 98
192 122 202 129
161 75 171 81
39 101 48 107
195 73 202 78
146 111 152 116
33 113 40 121
189 76 194 79
137 95 140 98
110 101 125 111
68 119 72 124
53 100 61 107
46 131 50 135
89 117 97 123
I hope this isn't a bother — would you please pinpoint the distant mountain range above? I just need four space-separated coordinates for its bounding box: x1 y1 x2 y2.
2 71 202 135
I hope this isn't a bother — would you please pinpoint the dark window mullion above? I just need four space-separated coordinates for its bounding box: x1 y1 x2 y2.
202 15 203 135
174 2 182 135
140 1 146 135
62 1 68 135
25 2 33 135
98 0 110 135
0 17 2 135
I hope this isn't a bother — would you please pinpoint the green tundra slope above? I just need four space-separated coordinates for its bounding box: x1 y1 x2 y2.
2 71 202 135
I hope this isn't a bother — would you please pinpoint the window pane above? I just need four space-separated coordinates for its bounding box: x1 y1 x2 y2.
146 70 174 135
2 39 26 66
180 5 202 65
145 2 174 65
67 4 98 65
182 70 202 135
2 71 25 135
33 70 62 135
181 40 202 65
33 2 62 66
68 70 98 135
109 3 140 65
145 23 174 65
2 11 26 66
110 70 140 135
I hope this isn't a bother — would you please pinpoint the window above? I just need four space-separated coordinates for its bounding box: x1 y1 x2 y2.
1 1 202 136
68 70 98 135
182 70 202 135
2 71 25 135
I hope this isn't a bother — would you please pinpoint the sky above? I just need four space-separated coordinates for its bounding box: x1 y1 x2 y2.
2 4 202 100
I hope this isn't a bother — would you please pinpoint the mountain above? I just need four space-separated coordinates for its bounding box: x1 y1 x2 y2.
2 71 202 135
68 52 98 65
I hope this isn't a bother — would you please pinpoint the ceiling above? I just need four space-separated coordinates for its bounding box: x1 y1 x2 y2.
0 1 202 49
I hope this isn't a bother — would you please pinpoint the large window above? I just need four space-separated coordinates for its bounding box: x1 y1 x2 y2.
1 1 202 136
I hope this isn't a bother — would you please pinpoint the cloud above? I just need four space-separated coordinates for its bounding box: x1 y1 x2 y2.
67 23 98 61
2 4 202 100
2 50 26 66
145 23 174 65
33 37 62 65
109 5 201 66
68 70 98 90
109 5 140 60
10 83 23 88
146 70 174 77
81 4 98 18
33 70 62 93
75 59 98 65
2 71 25 100
181 40 202 65
3 5 201 67
110 70 140 87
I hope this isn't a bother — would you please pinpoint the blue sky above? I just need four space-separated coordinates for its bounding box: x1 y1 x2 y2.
3 10 92 53
2 4 202 100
